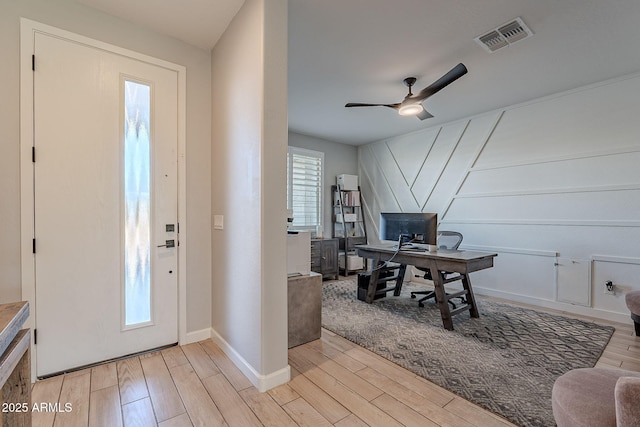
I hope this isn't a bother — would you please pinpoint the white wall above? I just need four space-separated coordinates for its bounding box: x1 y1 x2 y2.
288 132 359 237
0 0 212 333
359 72 640 323
211 0 289 391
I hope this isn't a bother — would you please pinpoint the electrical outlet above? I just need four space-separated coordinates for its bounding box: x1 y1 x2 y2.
604 280 616 296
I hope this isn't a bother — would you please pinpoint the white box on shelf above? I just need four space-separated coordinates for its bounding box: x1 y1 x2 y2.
337 174 358 191
336 213 358 223
339 254 364 270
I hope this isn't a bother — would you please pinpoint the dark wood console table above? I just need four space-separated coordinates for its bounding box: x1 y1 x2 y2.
356 245 497 330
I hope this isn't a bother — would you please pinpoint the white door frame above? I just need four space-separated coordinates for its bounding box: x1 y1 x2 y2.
19 19 188 380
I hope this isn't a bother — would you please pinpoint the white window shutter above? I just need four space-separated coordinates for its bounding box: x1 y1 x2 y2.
287 147 324 231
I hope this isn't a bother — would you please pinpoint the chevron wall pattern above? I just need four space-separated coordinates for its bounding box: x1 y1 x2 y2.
357 72 640 323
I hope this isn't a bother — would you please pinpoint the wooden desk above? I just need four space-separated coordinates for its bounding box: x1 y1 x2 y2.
356 245 497 330
0 302 30 427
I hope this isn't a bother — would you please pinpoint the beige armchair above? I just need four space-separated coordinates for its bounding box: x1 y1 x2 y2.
552 367 640 427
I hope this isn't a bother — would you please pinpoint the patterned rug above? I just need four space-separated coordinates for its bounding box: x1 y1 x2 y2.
322 279 615 427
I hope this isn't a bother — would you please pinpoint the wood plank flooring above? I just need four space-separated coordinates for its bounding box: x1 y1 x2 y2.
31 302 640 427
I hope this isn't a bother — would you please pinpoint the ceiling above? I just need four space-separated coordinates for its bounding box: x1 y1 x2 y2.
75 0 640 145
74 0 244 50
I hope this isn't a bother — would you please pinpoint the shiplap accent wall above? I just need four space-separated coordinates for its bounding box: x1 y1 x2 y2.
358 72 640 323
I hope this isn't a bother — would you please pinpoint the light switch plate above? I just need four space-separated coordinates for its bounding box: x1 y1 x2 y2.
213 215 224 230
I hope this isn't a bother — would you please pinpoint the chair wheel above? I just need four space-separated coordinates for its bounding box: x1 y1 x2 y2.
418 302 424 307
410 294 416 299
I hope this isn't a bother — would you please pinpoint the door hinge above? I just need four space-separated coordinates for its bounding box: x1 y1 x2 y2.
32 55 35 71
32 147 36 163
34 329 37 345
32 238 36 254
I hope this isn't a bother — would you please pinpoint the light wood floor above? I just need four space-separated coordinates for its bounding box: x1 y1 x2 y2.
31 303 640 427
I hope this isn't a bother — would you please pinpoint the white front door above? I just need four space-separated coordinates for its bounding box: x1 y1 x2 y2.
31 31 179 377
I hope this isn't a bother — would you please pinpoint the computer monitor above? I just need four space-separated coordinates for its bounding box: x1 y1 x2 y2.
379 212 438 245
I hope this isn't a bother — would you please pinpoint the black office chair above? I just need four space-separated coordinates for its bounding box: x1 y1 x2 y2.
411 231 464 308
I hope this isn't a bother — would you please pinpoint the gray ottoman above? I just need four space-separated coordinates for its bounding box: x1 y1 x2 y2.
626 290 640 336
552 368 640 427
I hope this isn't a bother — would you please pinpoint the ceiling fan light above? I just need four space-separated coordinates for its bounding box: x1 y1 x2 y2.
398 103 424 116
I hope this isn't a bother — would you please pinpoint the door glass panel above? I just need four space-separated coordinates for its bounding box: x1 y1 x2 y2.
124 80 151 326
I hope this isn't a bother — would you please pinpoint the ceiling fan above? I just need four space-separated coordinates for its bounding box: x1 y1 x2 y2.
345 63 468 120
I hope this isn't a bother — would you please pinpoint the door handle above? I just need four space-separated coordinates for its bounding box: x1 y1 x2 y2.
157 239 175 248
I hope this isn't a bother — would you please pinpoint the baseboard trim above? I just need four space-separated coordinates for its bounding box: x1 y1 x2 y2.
473 287 631 325
184 328 212 344
210 328 291 392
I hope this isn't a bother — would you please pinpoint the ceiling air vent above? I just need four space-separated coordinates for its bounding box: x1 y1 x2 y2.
475 17 533 53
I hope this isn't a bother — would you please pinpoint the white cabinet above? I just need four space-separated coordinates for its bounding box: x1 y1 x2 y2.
287 232 311 276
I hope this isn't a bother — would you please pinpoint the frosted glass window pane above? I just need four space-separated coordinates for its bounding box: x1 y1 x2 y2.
124 80 151 326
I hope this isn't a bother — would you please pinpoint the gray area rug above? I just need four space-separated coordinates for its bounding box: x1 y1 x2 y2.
322 279 615 427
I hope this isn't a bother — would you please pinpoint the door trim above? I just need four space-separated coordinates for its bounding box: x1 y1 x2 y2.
20 19 188 380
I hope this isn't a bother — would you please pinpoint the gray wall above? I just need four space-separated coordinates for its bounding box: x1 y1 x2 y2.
211 0 289 390
359 72 640 323
1 0 212 333
288 132 359 238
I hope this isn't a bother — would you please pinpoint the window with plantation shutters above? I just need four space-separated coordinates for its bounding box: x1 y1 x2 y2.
287 147 324 231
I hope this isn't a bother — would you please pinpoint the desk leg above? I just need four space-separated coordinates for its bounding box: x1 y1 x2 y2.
461 274 479 318
430 265 454 330
393 264 407 296
365 255 383 304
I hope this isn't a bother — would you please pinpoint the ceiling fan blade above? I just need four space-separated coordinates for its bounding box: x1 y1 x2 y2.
413 63 468 102
345 103 384 107
345 102 400 110
416 109 434 120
